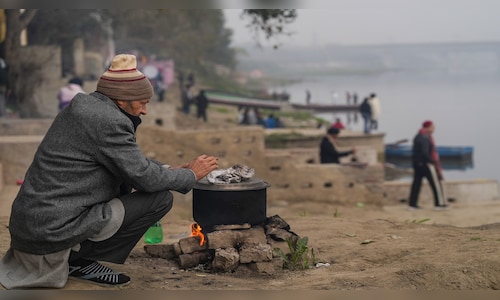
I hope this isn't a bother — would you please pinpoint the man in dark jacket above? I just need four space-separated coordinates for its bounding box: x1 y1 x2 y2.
0 54 219 289
195 89 209 122
408 120 447 210
359 97 371 134
319 127 356 164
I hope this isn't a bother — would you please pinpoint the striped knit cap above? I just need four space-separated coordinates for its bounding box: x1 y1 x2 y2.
96 54 153 101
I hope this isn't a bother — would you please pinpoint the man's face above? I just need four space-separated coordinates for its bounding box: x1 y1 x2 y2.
116 99 149 116
427 124 435 134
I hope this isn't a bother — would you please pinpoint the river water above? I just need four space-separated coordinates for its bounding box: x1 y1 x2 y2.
281 67 500 183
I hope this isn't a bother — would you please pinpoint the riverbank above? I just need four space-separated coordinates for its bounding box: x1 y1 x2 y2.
2 184 500 290
2 95 500 290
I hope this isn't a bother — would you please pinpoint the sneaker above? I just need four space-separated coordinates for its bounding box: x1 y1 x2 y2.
407 205 423 211
433 205 449 211
69 259 130 287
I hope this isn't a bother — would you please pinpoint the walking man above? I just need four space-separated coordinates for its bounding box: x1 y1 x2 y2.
359 97 371 134
368 93 381 130
408 120 448 210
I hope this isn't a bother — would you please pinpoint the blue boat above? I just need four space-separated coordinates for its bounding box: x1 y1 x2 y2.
385 144 474 158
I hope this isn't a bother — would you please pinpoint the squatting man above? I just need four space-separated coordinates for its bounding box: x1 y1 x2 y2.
0 54 219 289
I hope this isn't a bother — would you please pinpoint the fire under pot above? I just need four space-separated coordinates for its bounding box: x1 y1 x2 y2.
192 178 269 233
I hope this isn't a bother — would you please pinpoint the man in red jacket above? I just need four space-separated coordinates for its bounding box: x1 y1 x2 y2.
408 120 448 210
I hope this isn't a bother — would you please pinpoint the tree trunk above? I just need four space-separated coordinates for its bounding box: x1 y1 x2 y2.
4 9 37 117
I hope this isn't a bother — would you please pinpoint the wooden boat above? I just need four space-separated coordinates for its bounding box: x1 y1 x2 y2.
204 90 360 112
205 90 283 110
290 103 359 112
385 144 474 158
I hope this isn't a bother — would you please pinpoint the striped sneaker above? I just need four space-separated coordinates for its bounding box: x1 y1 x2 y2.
69 259 130 287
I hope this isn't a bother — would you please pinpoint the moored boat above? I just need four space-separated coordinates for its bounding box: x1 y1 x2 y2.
385 144 473 158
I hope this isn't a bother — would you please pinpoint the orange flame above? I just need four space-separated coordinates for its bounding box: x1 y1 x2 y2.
190 223 206 246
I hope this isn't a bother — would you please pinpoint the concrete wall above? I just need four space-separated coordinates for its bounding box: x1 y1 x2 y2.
2 120 496 207
0 118 53 135
0 119 52 185
136 126 268 176
136 125 385 206
0 119 388 206
265 128 386 160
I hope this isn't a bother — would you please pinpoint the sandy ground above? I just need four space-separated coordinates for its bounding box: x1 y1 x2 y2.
2 182 500 290
1 97 500 291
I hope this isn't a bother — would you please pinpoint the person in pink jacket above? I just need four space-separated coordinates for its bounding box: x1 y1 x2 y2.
57 77 84 111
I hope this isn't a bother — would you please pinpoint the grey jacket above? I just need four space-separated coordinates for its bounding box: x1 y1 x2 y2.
9 92 196 255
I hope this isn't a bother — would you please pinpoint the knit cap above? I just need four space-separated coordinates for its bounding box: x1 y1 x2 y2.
96 54 153 101
422 120 433 128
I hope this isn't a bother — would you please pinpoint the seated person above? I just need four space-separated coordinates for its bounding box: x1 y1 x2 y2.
319 127 355 164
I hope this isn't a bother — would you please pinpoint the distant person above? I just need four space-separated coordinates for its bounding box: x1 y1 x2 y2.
186 72 195 89
238 107 248 125
195 89 209 122
319 127 356 164
352 92 358 105
181 84 191 115
154 73 166 102
275 116 284 128
346 91 351 104
408 120 448 211
331 117 345 130
255 108 266 127
177 70 184 88
368 93 381 130
305 89 311 105
359 97 371 134
331 91 339 104
265 113 277 128
57 77 84 112
247 107 258 125
0 57 9 117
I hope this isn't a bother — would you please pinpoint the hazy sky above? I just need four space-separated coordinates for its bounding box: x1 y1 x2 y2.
224 0 500 47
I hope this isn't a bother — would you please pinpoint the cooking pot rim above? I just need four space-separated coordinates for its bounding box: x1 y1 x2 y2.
194 178 269 191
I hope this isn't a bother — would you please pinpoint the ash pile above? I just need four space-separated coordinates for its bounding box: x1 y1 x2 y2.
144 215 300 274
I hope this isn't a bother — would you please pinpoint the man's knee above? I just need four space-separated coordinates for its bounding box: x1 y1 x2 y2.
156 190 173 215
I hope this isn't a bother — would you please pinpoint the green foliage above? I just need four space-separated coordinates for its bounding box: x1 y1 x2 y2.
212 107 230 114
242 9 297 49
27 9 237 76
274 237 316 270
265 131 305 142
333 208 341 218
406 218 431 224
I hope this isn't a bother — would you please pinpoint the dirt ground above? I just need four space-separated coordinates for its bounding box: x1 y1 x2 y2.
1 96 500 291
2 185 500 291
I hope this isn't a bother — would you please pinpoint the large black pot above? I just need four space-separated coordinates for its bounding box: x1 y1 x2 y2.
192 178 269 233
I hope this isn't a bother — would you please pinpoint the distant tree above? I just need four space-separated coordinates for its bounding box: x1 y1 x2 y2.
110 10 236 72
1 9 295 117
28 9 111 76
241 9 298 49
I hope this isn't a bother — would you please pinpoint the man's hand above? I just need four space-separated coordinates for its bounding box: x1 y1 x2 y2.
183 154 218 180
